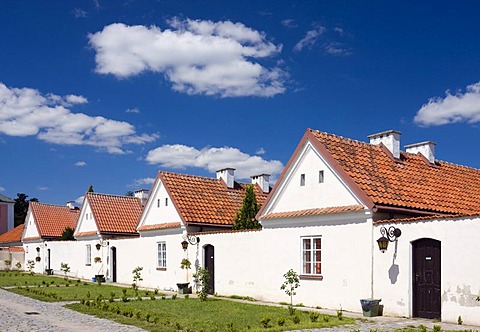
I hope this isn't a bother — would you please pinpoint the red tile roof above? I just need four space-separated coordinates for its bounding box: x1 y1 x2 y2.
158 171 269 226
0 224 24 244
261 205 365 220
308 129 480 214
85 192 143 234
137 222 181 232
30 202 79 238
374 213 479 224
0 246 24 252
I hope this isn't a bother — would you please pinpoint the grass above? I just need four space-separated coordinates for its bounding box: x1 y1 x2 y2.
0 271 75 287
67 297 355 331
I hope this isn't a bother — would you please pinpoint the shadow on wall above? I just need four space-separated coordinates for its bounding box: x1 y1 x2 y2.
388 240 400 284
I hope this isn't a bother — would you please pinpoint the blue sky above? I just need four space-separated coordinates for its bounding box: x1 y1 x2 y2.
1 1 480 205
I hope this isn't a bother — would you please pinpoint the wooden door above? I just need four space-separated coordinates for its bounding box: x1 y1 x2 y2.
204 245 215 294
412 238 441 319
111 247 117 282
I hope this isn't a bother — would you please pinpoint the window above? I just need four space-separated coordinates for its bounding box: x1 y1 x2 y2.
86 244 91 265
319 170 324 183
157 242 166 269
157 199 160 208
165 198 168 206
300 173 305 186
302 237 321 276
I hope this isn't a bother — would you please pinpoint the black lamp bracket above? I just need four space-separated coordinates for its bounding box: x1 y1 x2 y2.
380 226 402 242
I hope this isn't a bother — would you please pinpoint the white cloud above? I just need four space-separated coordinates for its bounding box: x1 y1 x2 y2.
131 177 156 187
125 107 141 114
73 8 88 18
36 186 49 191
281 19 297 28
0 186 5 192
88 20 286 97
324 42 351 56
334 27 345 36
294 26 326 52
75 195 85 205
145 144 284 179
0 82 158 154
414 82 480 126
256 147 266 155
75 161 87 167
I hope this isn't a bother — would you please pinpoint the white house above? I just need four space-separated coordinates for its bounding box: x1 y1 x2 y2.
21 201 79 274
0 224 25 270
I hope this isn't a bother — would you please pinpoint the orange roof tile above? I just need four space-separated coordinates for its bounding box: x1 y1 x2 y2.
159 171 269 225
308 129 480 214
0 246 24 252
137 222 181 231
0 224 24 244
261 205 365 220
30 202 79 238
86 192 143 234
374 212 479 224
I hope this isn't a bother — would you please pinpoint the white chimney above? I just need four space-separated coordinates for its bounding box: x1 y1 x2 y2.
134 189 149 206
251 174 270 193
405 141 436 163
216 168 235 188
368 130 401 159
66 201 75 209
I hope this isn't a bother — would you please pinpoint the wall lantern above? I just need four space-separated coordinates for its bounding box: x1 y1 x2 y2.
181 235 200 251
96 240 109 251
36 247 40 253
377 226 401 253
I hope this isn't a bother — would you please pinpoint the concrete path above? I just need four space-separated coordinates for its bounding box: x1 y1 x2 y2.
0 288 145 332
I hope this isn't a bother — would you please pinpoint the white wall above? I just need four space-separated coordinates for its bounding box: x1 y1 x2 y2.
265 143 362 214
75 201 99 235
374 216 480 325
23 211 40 239
23 240 45 274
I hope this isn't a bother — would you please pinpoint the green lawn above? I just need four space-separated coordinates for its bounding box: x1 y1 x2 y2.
67 297 356 332
0 271 74 287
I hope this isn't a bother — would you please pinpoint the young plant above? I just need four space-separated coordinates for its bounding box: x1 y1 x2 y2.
180 258 191 269
94 256 102 263
60 262 70 279
132 266 143 290
280 269 300 312
4 260 11 271
193 267 210 301
15 262 22 270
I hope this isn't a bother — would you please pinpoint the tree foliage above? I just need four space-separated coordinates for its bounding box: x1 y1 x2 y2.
14 193 38 227
232 185 261 230
60 227 75 240
280 269 300 309
87 185 94 192
125 191 134 197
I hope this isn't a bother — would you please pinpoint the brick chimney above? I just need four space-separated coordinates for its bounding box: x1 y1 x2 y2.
405 141 436 163
216 168 235 188
368 130 401 159
134 189 149 206
251 174 270 193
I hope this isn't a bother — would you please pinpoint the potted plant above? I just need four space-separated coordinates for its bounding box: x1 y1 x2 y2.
177 258 192 294
35 256 41 262
94 256 102 263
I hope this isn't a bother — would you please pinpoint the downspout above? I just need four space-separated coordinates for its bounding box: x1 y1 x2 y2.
369 211 375 299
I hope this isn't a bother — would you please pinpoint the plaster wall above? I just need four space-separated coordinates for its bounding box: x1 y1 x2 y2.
374 217 480 325
0 251 24 270
76 202 98 234
266 143 361 214
23 240 45 274
23 212 40 239
139 180 182 228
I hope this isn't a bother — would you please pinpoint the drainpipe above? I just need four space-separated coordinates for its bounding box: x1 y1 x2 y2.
368 211 375 299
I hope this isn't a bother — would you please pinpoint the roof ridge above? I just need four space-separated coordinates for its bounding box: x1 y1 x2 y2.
31 201 70 208
86 192 139 199
160 170 219 182
311 129 375 147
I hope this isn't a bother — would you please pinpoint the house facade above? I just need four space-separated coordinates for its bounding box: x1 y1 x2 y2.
0 193 15 235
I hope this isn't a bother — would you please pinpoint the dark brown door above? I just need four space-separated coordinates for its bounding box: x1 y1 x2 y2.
111 247 117 282
413 238 441 319
204 245 214 294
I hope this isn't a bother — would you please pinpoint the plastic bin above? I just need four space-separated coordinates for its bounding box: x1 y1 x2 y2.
360 299 381 317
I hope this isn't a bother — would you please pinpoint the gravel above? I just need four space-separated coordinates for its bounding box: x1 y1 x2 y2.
0 288 145 332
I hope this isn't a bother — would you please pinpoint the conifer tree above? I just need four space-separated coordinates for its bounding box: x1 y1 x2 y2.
87 185 94 192
233 185 262 230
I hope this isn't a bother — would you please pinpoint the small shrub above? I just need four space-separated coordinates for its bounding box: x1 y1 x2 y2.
277 317 285 326
86 291 91 299
161 296 166 300
323 315 330 322
288 306 296 316
193 267 210 301
15 262 22 269
292 315 301 324
135 310 142 320
337 309 343 320
458 315 463 325
150 294 155 300
172 293 177 300
184 294 189 299
433 325 441 332
153 316 160 324
122 295 129 302
145 313 151 322
122 288 127 295
309 311 320 322
280 269 300 308
154 288 159 295
137 295 142 301
260 317 271 328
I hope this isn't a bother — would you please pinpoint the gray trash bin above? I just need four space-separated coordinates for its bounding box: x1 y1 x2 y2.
360 299 381 317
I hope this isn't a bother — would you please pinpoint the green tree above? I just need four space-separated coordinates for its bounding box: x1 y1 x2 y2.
60 227 75 240
87 185 94 192
14 193 38 227
125 191 134 197
232 185 261 230
281 269 300 311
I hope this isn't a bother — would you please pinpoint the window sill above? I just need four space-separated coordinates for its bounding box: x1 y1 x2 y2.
156 267 166 271
85 264 91 266
300 274 323 281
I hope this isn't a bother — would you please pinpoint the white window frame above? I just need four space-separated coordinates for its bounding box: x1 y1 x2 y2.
157 241 166 269
86 244 91 265
301 236 322 276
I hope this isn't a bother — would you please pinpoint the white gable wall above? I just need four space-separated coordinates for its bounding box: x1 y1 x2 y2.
75 201 99 235
374 216 480 325
138 179 182 229
23 211 40 239
265 142 362 214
